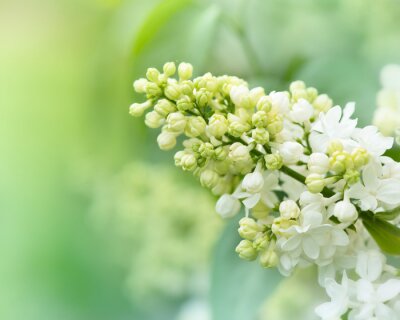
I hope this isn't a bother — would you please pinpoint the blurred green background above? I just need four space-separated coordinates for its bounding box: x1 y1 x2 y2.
1 0 400 319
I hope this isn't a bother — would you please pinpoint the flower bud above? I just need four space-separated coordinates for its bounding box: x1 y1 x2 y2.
238 217 263 240
185 116 206 138
264 153 283 170
330 151 353 174
308 152 330 174
228 120 251 137
242 171 264 194
333 200 358 223
207 114 228 138
289 80 306 92
199 142 214 158
133 78 148 93
145 111 164 128
163 62 176 77
129 101 151 117
166 112 186 133
178 62 193 80
252 110 268 128
214 147 228 161
307 87 318 101
145 82 162 97
256 96 272 112
180 80 195 96
154 99 176 117
176 95 194 112
196 88 211 108
230 85 251 109
271 217 297 235
164 83 181 100
259 246 278 268
291 89 308 102
252 128 270 145
253 234 270 251
305 173 325 194
146 67 160 83
290 99 314 123
157 131 176 150
279 141 304 165
229 143 251 163
235 240 258 261
215 193 241 218
181 153 197 171
313 94 333 112
200 170 219 189
344 169 360 185
351 147 369 168
266 113 283 135
211 177 231 196
279 200 300 219
327 140 344 155
249 87 265 105
174 150 185 166
195 72 218 92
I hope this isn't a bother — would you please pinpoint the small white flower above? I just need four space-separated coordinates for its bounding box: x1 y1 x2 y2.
333 200 358 223
290 98 314 123
242 170 264 194
279 200 301 219
215 194 241 218
351 126 393 157
279 141 304 165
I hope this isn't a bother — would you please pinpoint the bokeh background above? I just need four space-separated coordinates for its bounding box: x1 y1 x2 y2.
1 0 400 319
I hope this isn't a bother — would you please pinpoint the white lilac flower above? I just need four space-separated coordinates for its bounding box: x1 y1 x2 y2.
215 193 241 218
310 103 358 153
351 126 394 158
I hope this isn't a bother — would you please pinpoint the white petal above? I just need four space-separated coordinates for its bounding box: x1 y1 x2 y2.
302 236 320 260
377 279 400 302
242 193 260 208
356 279 375 302
377 179 400 205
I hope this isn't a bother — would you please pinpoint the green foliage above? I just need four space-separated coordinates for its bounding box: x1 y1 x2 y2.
210 214 282 320
375 207 400 221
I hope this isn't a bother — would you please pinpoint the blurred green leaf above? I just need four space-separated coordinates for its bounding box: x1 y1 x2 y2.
210 214 282 320
362 212 400 255
132 0 193 57
375 207 400 221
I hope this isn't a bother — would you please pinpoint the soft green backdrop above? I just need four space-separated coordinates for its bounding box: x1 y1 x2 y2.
1 0 400 319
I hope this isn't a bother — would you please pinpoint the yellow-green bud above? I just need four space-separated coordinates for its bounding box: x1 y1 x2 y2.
196 88 211 108
249 87 265 106
289 80 306 92
264 153 283 170
253 234 270 251
271 217 297 235
199 142 214 158
176 96 194 112
351 147 369 168
178 62 193 80
145 111 164 128
179 80 194 96
291 88 308 101
200 169 219 188
213 160 230 175
133 78 148 93
174 150 185 166
185 116 206 137
259 246 278 268
163 62 176 77
166 112 186 133
252 128 270 145
157 131 176 150
195 72 218 92
145 82 162 97
256 96 272 113
154 99 176 117
313 94 333 112
330 151 353 174
266 113 283 135
238 217 263 240
228 121 251 137
305 173 325 193
229 143 251 162
164 83 181 100
279 200 300 219
235 240 258 261
181 153 197 171
327 140 344 155
207 114 228 138
146 67 160 83
129 101 151 117
214 147 228 161
307 87 318 102
252 110 268 128
344 169 360 185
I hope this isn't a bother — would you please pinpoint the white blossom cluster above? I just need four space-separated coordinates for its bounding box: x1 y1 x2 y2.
130 62 400 319
373 64 400 144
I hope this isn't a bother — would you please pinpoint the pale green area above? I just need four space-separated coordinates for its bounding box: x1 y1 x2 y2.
1 0 400 319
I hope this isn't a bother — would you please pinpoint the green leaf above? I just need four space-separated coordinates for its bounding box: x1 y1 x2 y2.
210 214 282 320
375 207 400 221
362 212 400 256
132 0 193 57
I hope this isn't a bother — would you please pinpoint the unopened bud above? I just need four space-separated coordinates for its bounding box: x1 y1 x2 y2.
305 173 325 194
235 240 258 261
178 62 193 80
157 131 176 150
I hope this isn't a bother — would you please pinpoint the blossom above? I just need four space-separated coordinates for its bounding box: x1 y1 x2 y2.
351 126 393 157
215 194 241 218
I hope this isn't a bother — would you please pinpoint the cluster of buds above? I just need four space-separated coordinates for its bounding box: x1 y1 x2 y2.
130 62 400 320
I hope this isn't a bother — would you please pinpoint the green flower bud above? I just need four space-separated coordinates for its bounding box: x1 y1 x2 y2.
145 82 162 97
289 80 306 92
252 110 268 128
166 112 186 133
154 99 176 117
235 240 258 261
306 87 318 102
195 72 218 92
291 88 308 101
351 147 369 168
249 87 265 106
133 78 148 93
330 151 353 174
213 159 230 175
264 153 283 170
185 116 206 137
181 153 197 171
305 173 325 193
163 62 176 77
177 95 194 112
179 80 195 96
199 142 214 158
327 140 344 155
200 169 219 188
344 169 360 185
252 128 270 145
145 111 164 128
129 101 151 117
238 217 263 240
259 246 278 268
256 96 272 113
178 62 193 80
164 83 181 101
228 121 251 137
146 67 160 83
157 131 176 150
174 150 185 166
214 147 228 161
253 234 270 251
266 113 283 135
196 88 211 108
207 114 228 138
313 94 333 112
